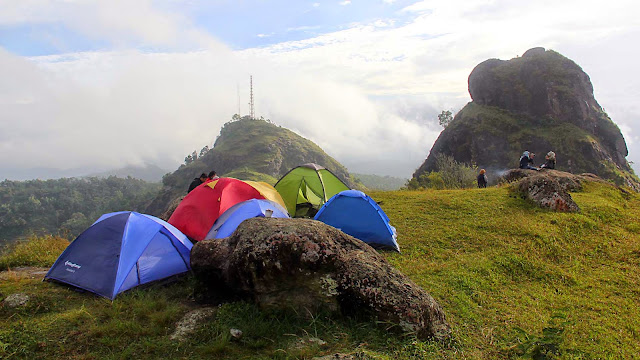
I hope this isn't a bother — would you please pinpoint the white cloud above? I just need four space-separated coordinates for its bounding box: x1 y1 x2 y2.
2 0 640 178
0 0 221 50
339 1 351 5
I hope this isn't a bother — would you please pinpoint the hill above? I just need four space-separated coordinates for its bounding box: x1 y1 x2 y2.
85 163 170 183
413 47 639 190
2 180 639 358
352 173 407 191
146 116 362 216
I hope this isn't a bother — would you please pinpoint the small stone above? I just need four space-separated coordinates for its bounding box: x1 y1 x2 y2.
4 293 29 308
230 328 243 340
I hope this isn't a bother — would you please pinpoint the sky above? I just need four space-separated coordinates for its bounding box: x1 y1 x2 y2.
1 0 639 180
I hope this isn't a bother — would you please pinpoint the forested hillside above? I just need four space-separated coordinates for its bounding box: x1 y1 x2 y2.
0 177 160 244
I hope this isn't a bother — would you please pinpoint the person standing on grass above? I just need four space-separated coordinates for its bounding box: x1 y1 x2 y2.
477 169 488 188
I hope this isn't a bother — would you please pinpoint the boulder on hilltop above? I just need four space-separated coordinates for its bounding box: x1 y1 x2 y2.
190 217 451 341
414 48 638 191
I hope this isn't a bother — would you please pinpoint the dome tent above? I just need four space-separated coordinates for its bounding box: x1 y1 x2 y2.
169 177 286 241
314 190 399 252
274 163 350 217
45 211 192 300
204 199 290 240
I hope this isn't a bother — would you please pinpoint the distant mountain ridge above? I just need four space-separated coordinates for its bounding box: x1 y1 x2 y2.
146 116 362 216
85 163 170 183
352 173 407 191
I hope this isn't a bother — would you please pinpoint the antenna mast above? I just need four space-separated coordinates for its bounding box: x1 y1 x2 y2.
249 75 255 120
237 82 241 116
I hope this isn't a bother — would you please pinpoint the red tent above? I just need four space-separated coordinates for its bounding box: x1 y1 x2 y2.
168 178 285 241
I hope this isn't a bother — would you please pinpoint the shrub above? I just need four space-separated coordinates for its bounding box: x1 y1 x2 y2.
0 235 69 269
407 154 478 190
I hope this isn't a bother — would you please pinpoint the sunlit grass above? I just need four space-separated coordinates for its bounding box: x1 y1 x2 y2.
1 182 639 358
0 235 69 270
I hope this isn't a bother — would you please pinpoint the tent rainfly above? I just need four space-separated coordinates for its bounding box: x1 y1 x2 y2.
45 211 192 300
314 190 400 252
274 163 350 217
204 199 290 240
169 177 286 241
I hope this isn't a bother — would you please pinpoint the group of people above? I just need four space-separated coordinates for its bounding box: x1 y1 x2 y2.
187 170 219 193
519 150 556 171
476 150 557 188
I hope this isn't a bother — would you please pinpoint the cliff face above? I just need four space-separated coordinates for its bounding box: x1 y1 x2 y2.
146 117 358 216
413 47 637 189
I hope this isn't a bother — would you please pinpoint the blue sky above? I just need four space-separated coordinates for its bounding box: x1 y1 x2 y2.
0 0 639 179
1 0 417 55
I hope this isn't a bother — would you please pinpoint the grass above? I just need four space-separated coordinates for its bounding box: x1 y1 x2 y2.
0 235 69 269
1 182 640 359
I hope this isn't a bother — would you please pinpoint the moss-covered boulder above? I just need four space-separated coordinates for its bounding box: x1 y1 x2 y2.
414 48 638 190
190 218 451 341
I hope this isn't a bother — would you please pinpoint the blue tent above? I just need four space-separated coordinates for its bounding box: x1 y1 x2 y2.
45 211 192 300
204 199 290 240
314 190 399 252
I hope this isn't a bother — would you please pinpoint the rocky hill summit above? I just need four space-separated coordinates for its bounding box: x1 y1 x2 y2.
146 116 360 216
413 47 638 190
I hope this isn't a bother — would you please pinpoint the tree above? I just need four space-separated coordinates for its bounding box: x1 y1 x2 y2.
199 146 210 158
438 110 453 128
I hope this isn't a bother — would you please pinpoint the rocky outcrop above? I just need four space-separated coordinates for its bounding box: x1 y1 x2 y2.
498 169 613 212
414 48 638 190
190 218 450 341
507 170 580 212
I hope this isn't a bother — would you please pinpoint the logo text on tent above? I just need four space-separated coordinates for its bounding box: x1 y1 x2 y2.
65 261 82 272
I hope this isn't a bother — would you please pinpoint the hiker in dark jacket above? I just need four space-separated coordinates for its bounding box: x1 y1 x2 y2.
187 173 208 193
519 151 539 170
477 169 488 188
540 151 556 169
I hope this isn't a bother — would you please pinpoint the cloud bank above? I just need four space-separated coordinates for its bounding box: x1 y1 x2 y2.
1 0 638 180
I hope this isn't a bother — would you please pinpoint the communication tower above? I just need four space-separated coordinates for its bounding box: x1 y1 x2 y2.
249 75 255 120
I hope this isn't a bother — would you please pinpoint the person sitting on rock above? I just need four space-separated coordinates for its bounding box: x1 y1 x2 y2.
477 169 488 188
519 151 539 170
540 151 556 169
187 173 208 193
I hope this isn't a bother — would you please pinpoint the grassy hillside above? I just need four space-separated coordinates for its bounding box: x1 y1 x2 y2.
2 182 639 359
147 117 363 216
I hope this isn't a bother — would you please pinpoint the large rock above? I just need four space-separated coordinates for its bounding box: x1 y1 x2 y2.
191 218 450 341
502 169 583 212
414 48 638 190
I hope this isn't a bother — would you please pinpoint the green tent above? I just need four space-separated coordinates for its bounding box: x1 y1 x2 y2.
275 163 350 217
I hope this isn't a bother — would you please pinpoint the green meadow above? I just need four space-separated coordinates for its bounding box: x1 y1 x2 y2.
2 182 639 359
